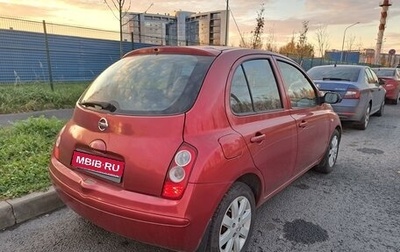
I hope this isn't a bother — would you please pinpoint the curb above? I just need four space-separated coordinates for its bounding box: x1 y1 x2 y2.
0 109 71 231
0 187 65 230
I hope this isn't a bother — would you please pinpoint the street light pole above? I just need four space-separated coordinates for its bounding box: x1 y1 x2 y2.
340 22 360 62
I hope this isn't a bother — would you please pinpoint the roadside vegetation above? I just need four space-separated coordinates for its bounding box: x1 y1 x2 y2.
0 82 88 200
0 116 65 200
0 82 88 114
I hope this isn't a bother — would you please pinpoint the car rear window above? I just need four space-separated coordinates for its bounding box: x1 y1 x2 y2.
372 69 395 77
79 54 214 115
307 67 360 82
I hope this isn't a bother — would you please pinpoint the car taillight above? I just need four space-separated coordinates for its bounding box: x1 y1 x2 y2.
344 88 360 99
162 144 197 200
53 125 66 160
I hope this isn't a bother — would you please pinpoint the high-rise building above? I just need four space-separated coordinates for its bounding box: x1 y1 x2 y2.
122 10 228 46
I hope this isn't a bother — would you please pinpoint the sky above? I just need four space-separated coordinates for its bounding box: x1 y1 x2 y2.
0 0 399 56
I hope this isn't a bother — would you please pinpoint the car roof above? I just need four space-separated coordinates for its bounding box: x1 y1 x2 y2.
311 64 366 69
371 67 397 70
123 45 288 60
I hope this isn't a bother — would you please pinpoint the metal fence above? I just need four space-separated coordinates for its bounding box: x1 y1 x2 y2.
1 16 392 88
0 16 153 86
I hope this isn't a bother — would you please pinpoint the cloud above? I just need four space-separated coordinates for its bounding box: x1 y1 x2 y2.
303 0 400 25
1 0 398 51
0 2 55 21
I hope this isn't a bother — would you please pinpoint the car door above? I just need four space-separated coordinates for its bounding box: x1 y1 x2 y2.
276 59 332 176
227 56 298 197
366 67 385 113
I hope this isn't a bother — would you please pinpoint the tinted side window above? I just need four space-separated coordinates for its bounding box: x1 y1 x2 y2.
230 59 282 115
367 68 379 83
242 60 282 112
278 61 317 108
365 69 376 84
230 66 253 114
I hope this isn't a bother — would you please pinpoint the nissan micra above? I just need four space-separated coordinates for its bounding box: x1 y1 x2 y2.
49 46 342 251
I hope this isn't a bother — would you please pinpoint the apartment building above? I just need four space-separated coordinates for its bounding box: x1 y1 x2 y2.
122 10 228 46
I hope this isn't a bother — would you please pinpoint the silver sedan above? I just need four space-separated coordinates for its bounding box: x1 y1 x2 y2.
307 64 386 130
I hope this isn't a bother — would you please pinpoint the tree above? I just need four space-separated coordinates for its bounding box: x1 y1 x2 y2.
104 0 131 58
279 34 297 56
239 4 265 49
346 34 356 52
296 21 314 59
279 21 314 58
356 37 364 52
265 27 277 52
251 4 265 49
314 24 330 58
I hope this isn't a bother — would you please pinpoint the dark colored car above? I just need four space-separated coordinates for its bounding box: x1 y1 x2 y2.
372 67 400 104
307 64 386 130
49 46 342 252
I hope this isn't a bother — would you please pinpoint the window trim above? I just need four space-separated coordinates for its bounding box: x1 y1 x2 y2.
276 59 319 109
229 57 284 116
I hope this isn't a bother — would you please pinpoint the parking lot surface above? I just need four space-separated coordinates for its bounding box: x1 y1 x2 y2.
0 106 399 252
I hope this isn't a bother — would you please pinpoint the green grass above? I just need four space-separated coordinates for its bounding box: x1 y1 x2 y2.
0 116 65 200
0 82 89 114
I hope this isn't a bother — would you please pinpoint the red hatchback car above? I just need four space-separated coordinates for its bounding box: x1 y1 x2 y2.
49 46 342 251
372 67 400 104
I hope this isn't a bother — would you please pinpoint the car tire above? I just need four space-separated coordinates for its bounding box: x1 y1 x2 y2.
355 105 370 130
205 182 255 252
393 92 400 105
313 129 340 174
375 100 385 117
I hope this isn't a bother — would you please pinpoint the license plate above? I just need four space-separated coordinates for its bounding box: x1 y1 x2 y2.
71 151 125 179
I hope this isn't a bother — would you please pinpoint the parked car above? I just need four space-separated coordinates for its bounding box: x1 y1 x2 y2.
371 67 400 104
49 46 342 252
307 64 386 130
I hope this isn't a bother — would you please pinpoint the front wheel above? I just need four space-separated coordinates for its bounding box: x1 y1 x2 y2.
206 182 255 252
314 129 340 174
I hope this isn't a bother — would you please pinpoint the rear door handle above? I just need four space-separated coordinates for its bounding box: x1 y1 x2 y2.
299 121 307 128
250 134 266 143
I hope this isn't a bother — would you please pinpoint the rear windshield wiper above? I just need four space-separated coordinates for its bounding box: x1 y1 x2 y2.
322 77 351 81
80 101 117 112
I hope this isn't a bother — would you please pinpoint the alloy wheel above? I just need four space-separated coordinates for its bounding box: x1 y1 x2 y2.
219 196 252 252
364 106 370 128
328 135 339 167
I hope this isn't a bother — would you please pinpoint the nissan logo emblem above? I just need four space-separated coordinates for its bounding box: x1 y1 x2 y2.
98 117 108 131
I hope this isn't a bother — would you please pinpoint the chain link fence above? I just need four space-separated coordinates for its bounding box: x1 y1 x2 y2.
0 16 153 87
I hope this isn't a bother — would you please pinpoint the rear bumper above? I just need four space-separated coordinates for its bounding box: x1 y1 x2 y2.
49 156 223 251
384 87 399 100
332 99 364 122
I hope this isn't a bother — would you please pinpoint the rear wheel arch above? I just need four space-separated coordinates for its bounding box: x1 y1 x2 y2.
200 181 257 252
236 173 262 205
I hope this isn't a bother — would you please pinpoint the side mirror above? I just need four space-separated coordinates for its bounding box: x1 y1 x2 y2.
378 78 386 85
323 92 342 104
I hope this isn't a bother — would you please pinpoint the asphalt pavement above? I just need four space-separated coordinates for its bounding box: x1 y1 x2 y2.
0 109 73 230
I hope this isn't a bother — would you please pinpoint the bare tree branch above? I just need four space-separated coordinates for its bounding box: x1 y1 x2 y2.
104 0 132 58
104 0 119 20
314 24 330 58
